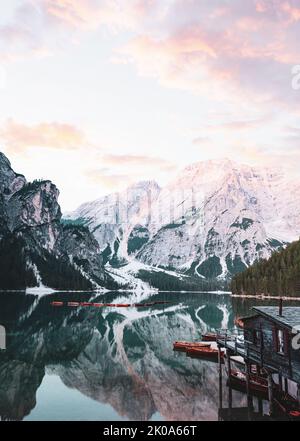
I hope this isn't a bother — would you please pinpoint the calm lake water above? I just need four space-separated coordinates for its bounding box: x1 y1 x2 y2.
0 291 295 421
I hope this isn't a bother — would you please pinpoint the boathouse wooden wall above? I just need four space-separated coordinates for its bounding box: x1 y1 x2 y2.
243 316 300 384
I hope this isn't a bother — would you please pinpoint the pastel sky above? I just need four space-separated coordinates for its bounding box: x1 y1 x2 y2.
0 0 300 211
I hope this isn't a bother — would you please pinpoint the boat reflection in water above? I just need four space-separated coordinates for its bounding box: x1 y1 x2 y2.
0 291 249 421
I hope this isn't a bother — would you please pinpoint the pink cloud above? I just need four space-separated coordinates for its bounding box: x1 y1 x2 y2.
0 119 87 152
40 0 158 30
114 0 300 110
101 154 176 171
1 1 300 115
281 2 300 22
203 116 271 132
44 0 97 28
85 154 178 190
85 167 134 190
0 1 155 61
256 2 268 13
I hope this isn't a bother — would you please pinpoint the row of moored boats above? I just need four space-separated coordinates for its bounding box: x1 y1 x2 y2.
173 333 300 419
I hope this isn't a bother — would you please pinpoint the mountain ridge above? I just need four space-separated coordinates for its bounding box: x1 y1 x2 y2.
65 158 300 287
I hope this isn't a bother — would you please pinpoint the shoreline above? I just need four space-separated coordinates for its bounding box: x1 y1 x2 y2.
231 294 300 301
2 290 299 300
0 289 231 295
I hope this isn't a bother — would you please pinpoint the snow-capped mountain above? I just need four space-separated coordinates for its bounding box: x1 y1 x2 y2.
65 159 300 283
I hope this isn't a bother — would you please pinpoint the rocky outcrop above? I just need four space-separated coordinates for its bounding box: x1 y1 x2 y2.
0 152 108 290
0 153 25 240
0 152 26 198
7 181 61 232
6 180 62 252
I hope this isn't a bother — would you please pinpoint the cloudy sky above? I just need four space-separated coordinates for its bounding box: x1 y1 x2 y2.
0 0 300 210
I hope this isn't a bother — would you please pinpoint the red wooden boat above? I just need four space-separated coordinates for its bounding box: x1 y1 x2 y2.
228 370 270 399
202 332 217 342
186 345 224 362
173 341 211 352
289 410 300 419
274 391 300 420
51 301 64 307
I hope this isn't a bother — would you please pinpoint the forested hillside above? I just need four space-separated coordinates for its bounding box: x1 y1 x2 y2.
231 239 300 297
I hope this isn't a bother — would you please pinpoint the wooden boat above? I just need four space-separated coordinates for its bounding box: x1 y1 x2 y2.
202 332 217 342
186 345 224 362
51 301 64 307
228 369 269 399
102 303 131 307
274 391 300 420
173 341 211 352
289 410 300 419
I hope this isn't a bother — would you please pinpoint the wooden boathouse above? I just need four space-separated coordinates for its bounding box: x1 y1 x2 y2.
217 304 300 419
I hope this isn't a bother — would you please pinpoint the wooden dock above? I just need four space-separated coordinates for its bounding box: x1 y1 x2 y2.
216 305 300 419
218 407 275 421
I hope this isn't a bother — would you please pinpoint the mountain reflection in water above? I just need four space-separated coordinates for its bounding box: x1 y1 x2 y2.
0 291 249 421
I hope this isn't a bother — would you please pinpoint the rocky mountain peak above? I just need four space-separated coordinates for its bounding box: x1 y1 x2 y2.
0 151 26 198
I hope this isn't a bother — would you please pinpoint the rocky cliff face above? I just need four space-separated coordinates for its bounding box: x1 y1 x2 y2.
66 159 300 286
0 152 26 197
0 152 109 290
55 224 108 286
64 180 161 261
7 180 61 230
0 152 26 240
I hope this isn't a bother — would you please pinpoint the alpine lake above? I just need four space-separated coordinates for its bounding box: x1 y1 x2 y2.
0 290 297 421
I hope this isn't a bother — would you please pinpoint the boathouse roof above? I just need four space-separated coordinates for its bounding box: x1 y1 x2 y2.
253 306 300 330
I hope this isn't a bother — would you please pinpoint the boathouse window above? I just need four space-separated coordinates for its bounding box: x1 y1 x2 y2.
277 329 285 354
273 328 287 355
